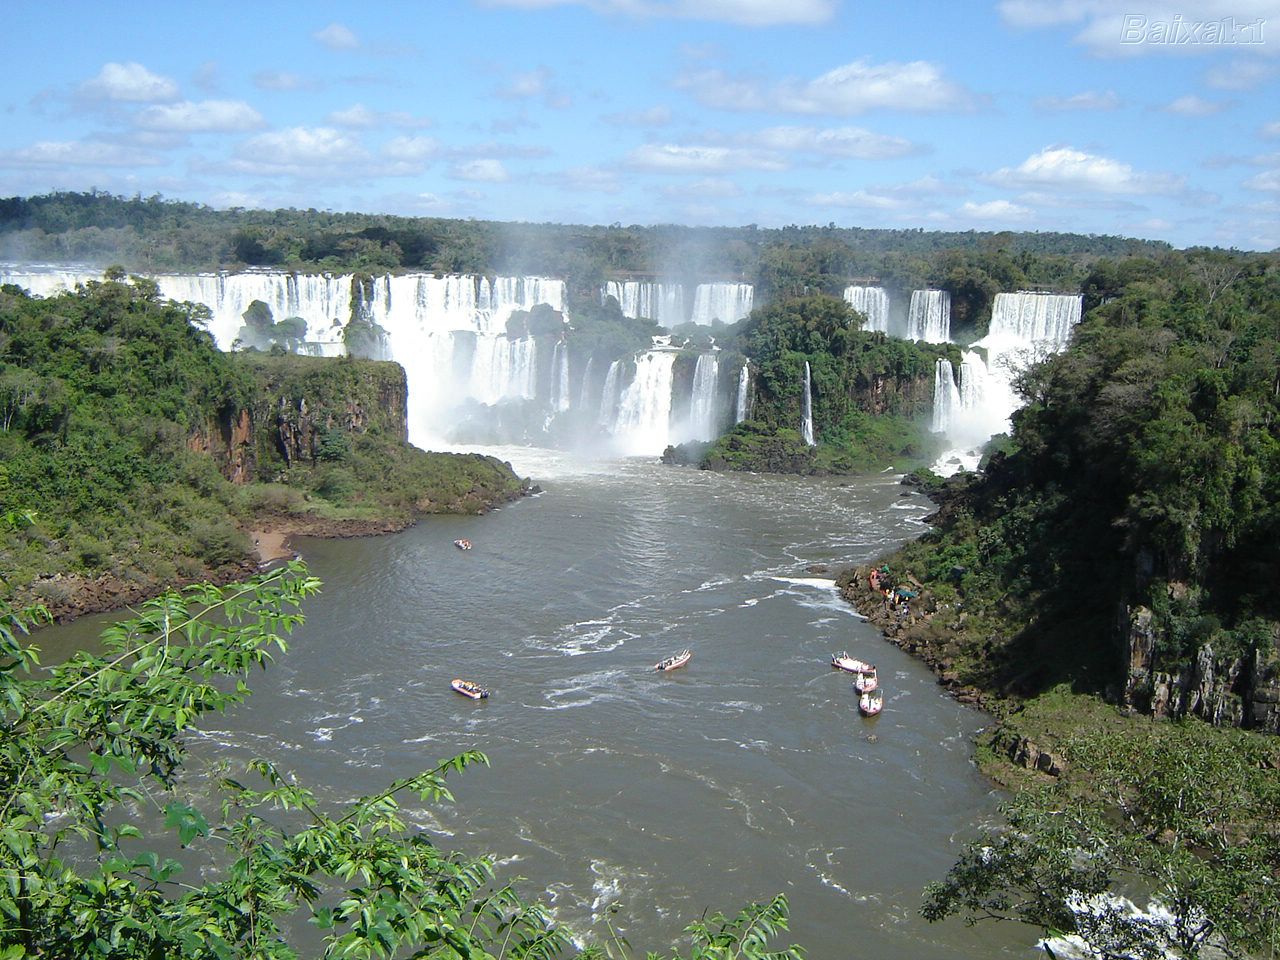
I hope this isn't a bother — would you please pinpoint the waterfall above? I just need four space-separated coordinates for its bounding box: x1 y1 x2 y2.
735 364 752 423
686 353 720 441
907 290 951 343
602 280 754 327
843 286 890 333
931 359 960 435
690 283 754 326
598 361 623 427
354 273 564 443
932 292 1084 475
0 267 356 352
604 280 686 326
578 355 596 412
550 342 570 411
801 361 815 446
987 291 1082 349
611 351 677 455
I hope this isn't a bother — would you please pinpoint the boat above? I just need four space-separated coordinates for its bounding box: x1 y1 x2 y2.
454 539 472 550
450 678 489 699
853 668 879 693
655 649 692 672
859 689 884 717
831 652 874 674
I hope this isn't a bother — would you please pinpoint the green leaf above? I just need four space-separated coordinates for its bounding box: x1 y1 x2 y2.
163 801 209 846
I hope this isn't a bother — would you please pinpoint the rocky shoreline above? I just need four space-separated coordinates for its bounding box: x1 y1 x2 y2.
836 563 993 709
837 563 1070 779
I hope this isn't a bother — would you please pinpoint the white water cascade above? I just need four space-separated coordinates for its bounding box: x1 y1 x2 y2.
930 359 961 435
931 291 1083 475
0 266 571 445
801 361 815 446
603 280 754 327
578 355 596 413
604 281 686 326
735 364 752 423
907 290 951 343
690 283 753 326
611 351 677 455
550 342 571 412
353 274 564 442
0 266 354 353
843 286 890 334
685 353 720 442
598 361 623 428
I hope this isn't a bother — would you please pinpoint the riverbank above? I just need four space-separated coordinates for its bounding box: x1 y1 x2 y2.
26 479 534 624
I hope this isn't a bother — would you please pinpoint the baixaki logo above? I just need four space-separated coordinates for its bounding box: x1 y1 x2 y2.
1121 14 1266 45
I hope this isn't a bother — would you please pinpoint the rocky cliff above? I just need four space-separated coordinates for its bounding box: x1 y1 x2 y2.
1123 602 1280 733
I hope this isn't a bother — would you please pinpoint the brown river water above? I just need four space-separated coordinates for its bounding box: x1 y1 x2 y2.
41 447 1042 959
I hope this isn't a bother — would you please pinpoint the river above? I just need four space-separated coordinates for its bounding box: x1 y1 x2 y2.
43 447 1038 958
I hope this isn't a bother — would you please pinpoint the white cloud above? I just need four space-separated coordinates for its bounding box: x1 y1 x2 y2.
79 62 179 102
1205 59 1276 88
327 104 380 128
625 143 786 172
498 67 571 108
1261 120 1280 137
0 140 161 168
806 189 903 209
478 0 835 26
502 68 551 99
1246 169 1280 190
682 58 975 114
998 1 1280 57
135 100 265 132
1161 94 1229 116
382 136 439 161
660 177 742 198
232 127 369 176
326 103 432 129
602 105 673 126
990 146 1184 194
208 191 266 209
452 158 510 181
556 165 624 193
747 125 921 160
1033 89 1121 111
959 199 1033 221
313 22 360 50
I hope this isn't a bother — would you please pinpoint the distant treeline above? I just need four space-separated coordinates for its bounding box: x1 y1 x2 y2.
1 191 1174 325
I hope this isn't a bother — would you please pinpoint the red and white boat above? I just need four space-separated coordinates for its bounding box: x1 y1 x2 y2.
454 539 472 551
831 652 874 674
859 689 884 716
450 678 489 699
853 668 879 693
655 649 692 672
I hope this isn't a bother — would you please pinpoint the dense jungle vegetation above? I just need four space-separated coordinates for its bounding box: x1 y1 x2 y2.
681 294 957 473
889 249 1279 696
0 276 527 607
1 190 1167 339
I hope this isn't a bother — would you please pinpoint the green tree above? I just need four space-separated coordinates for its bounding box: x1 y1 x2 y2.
923 723 1280 959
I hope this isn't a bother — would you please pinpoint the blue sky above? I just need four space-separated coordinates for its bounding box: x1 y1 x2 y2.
2 0 1278 249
